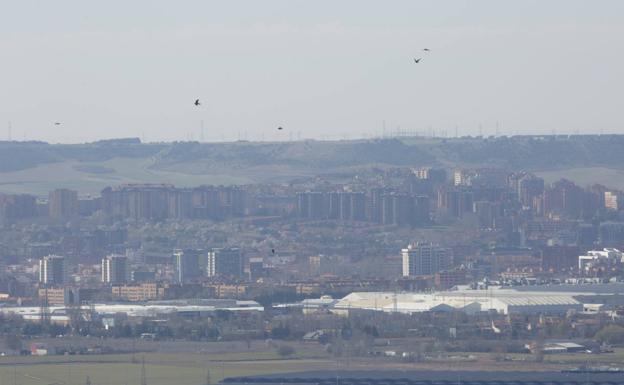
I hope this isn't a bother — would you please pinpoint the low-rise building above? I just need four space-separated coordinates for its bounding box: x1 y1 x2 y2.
111 283 164 301
37 287 84 306
205 284 248 298
578 248 623 271
435 270 467 290
331 287 585 316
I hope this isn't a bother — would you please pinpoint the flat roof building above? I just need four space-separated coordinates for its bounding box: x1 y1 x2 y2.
331 287 584 316
102 255 130 284
402 243 449 277
39 255 66 286
207 248 244 279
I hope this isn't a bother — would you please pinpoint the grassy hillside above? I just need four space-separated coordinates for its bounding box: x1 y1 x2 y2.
2 135 624 195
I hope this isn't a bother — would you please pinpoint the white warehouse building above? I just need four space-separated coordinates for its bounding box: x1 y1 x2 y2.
332 288 583 316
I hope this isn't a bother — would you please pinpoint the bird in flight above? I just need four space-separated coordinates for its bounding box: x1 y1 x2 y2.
423 48 430 52
194 99 201 106
54 122 61 125
277 126 283 131
271 248 275 254
414 58 422 63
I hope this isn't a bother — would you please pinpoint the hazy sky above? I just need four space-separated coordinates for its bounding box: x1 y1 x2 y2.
1 1 623 143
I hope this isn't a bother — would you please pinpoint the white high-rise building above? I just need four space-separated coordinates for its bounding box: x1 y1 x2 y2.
402 243 450 277
39 255 67 286
101 255 130 284
207 248 244 278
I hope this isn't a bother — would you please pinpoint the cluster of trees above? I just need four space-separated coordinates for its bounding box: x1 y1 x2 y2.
595 324 624 345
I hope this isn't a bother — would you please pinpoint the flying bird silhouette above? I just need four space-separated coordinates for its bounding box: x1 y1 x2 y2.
194 99 201 106
277 127 283 131
423 48 430 52
414 58 422 63
271 248 275 254
54 122 61 125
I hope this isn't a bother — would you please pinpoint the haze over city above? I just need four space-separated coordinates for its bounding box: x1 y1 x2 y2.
3 3 624 385
1 0 623 143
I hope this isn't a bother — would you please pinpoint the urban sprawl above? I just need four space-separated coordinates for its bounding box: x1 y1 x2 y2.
1 165 624 360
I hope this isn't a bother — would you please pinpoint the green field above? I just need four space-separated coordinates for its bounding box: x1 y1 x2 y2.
0 352 335 385
3 347 624 385
4 161 624 197
0 157 253 196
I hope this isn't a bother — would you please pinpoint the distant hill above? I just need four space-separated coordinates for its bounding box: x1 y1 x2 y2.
0 139 164 172
2 135 624 195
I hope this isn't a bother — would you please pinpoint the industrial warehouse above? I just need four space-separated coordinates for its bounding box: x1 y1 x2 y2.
0 299 264 324
295 284 624 316
332 290 583 316
2 285 623 324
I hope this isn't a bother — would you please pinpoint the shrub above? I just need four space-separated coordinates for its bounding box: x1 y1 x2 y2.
276 345 296 357
595 325 624 345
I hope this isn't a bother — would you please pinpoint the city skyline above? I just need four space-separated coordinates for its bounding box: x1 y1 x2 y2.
2 2 624 381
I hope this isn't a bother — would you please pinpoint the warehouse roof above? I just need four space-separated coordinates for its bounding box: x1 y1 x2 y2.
333 288 584 314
